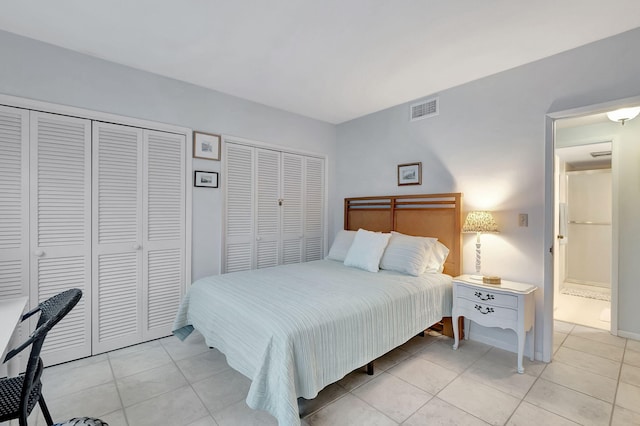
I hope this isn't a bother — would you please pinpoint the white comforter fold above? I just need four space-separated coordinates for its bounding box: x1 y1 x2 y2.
173 260 452 426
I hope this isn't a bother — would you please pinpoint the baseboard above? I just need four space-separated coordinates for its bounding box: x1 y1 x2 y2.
467 328 541 361
468 333 516 353
617 330 640 341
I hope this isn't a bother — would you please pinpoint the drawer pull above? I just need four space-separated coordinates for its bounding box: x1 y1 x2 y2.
474 304 495 315
474 291 495 301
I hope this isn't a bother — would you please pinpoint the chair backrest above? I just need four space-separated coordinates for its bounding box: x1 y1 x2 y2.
4 289 82 425
5 289 83 362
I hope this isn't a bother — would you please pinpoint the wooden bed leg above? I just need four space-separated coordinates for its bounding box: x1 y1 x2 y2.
440 316 464 340
366 361 374 375
419 330 425 337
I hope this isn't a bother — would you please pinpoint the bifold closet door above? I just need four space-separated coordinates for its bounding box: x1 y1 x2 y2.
30 111 92 365
142 130 185 340
0 106 29 374
93 123 186 353
224 143 255 272
281 153 303 264
223 142 326 272
255 148 281 268
0 105 29 302
304 156 325 261
92 122 144 354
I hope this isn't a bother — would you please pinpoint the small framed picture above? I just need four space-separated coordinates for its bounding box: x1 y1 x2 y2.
194 171 218 188
397 162 422 186
193 131 221 161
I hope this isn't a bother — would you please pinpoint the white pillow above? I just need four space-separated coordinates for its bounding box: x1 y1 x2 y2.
326 230 357 261
423 241 450 273
343 229 391 272
380 232 437 276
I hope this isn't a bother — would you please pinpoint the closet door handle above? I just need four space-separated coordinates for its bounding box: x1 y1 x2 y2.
33 249 45 257
132 244 141 250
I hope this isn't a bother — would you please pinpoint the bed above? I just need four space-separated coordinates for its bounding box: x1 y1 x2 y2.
173 193 462 426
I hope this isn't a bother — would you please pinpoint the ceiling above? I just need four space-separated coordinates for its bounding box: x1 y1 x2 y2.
2 1 640 124
556 141 612 169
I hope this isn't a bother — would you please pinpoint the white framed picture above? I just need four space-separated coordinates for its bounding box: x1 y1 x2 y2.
397 162 422 186
193 131 221 161
194 170 219 188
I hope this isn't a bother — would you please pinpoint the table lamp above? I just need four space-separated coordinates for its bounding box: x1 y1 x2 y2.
462 211 499 280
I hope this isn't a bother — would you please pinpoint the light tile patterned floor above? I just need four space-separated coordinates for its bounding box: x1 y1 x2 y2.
5 321 640 426
555 291 610 330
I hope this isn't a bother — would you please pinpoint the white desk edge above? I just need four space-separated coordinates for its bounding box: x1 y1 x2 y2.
1 296 28 363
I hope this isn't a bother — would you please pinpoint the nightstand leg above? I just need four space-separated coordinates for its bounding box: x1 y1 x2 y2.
452 314 460 350
529 326 535 361
517 329 525 374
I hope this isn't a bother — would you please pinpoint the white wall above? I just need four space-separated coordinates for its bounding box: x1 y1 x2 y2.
611 117 640 338
335 27 640 353
0 29 337 282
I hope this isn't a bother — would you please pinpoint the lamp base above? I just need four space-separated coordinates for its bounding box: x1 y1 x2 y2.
468 275 483 281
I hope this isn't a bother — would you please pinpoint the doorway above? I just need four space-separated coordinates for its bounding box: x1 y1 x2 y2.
544 99 640 362
553 125 612 330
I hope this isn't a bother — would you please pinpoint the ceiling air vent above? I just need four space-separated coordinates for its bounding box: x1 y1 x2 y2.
410 97 439 122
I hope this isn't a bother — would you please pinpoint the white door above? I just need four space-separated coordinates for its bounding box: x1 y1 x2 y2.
30 111 92 365
224 143 254 272
0 105 29 301
304 156 325 261
223 142 327 272
92 122 143 354
0 105 29 373
255 148 281 268
281 153 303 264
93 124 186 351
142 130 185 340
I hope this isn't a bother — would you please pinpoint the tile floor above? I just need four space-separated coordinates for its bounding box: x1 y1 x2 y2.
6 321 640 426
555 288 611 331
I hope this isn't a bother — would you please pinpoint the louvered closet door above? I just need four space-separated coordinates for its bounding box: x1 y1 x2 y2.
224 143 254 272
0 106 29 300
0 106 29 374
281 153 303 264
30 111 92 365
92 122 143 354
255 148 281 268
304 156 325 261
142 130 185 340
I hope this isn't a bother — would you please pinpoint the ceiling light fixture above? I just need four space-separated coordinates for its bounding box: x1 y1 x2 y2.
606 107 640 125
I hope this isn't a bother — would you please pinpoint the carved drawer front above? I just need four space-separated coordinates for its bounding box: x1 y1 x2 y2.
457 285 517 308
468 301 517 322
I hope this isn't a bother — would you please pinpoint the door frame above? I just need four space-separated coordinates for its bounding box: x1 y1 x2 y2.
543 96 640 361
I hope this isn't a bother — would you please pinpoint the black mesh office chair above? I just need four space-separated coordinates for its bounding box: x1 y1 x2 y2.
0 289 108 426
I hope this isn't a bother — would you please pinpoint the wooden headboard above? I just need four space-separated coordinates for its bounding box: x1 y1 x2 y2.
344 193 462 277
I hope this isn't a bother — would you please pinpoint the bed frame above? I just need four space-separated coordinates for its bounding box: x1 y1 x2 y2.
344 192 463 340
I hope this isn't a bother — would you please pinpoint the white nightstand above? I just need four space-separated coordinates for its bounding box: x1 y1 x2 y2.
452 275 537 374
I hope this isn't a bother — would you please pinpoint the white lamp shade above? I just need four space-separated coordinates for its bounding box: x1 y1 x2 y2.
607 107 640 124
